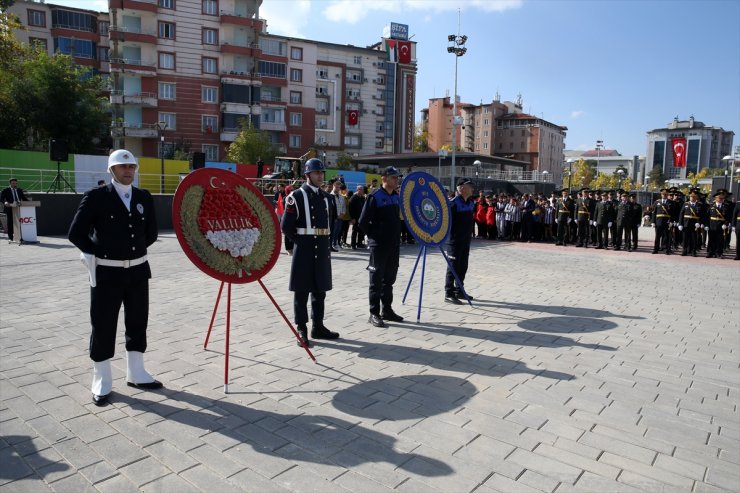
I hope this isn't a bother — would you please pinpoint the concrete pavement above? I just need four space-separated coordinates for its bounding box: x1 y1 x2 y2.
1 231 738 492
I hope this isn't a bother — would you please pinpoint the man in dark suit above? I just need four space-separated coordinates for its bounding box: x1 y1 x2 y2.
68 150 161 406
281 158 339 347
1 178 28 242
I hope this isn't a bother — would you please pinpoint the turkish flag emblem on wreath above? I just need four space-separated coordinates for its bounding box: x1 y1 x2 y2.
347 109 359 126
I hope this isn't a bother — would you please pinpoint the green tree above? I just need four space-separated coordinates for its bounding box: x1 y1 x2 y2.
335 152 353 170
413 123 428 152
562 159 595 189
648 164 666 190
0 0 25 71
1 47 109 152
225 118 279 164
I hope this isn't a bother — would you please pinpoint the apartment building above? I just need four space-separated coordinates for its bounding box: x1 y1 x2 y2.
11 1 417 164
646 116 734 179
421 94 567 177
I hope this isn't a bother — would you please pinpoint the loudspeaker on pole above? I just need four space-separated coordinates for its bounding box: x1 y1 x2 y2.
49 139 69 162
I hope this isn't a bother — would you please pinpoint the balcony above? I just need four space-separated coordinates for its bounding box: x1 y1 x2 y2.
220 42 260 57
124 92 157 107
260 121 286 132
219 11 264 30
220 102 252 114
110 90 123 104
109 58 157 76
260 94 287 106
220 71 261 86
220 127 240 142
109 26 157 44
110 122 158 138
109 0 157 13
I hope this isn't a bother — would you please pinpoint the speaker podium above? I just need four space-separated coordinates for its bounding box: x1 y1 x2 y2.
9 200 41 244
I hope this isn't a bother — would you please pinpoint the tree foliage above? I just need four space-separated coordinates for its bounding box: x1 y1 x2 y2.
413 123 428 152
335 152 353 170
562 159 595 189
225 118 279 164
647 164 667 190
590 172 634 191
0 38 110 153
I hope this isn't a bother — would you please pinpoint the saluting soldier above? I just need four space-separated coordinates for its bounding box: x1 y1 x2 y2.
68 150 161 406
555 188 574 246
679 188 705 257
575 188 593 248
281 158 339 347
706 191 732 259
444 178 476 304
358 166 405 328
652 188 674 254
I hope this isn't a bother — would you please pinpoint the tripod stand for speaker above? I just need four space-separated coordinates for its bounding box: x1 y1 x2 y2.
47 160 75 193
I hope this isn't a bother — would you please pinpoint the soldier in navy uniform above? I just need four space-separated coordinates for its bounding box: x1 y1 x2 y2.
555 188 574 246
652 188 674 254
444 178 476 304
706 191 732 258
358 166 404 328
679 188 705 257
280 158 339 347
68 150 161 406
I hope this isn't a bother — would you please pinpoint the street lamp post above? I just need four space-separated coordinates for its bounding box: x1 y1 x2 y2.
617 169 625 190
473 159 481 189
566 158 577 192
596 140 604 173
156 121 168 194
437 149 448 181
722 155 735 191
542 170 549 182
447 25 467 191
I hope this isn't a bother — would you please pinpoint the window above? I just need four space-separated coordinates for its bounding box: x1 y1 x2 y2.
51 9 96 31
290 68 302 82
521 129 525 136
316 118 327 129
54 37 95 58
290 47 303 60
202 86 217 103
28 10 46 27
376 122 384 132
159 82 176 100
203 144 218 161
289 135 301 148
376 76 385 85
347 89 360 99
202 57 217 74
202 0 217 15
258 61 286 78
289 91 302 104
344 135 361 147
377 61 385 69
202 28 218 45
317 69 328 79
159 0 174 8
28 37 47 52
484 119 489 125
483 143 488 150
159 52 175 69
99 21 109 36
316 100 328 113
375 137 384 148
290 113 302 126
375 106 384 116
353 55 362 65
159 112 176 130
202 115 218 132
159 22 175 39
258 38 287 56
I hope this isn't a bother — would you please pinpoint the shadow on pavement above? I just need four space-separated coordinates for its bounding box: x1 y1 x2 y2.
517 316 618 333
0 436 69 482
472 300 644 320
319 339 574 381
113 390 454 477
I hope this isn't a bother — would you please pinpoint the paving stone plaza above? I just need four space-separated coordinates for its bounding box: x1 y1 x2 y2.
1 232 738 493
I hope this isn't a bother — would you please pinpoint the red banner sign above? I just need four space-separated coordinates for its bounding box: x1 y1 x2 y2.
398 41 411 64
172 168 281 283
671 137 687 167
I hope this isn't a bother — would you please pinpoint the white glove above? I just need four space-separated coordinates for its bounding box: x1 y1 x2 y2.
695 223 701 229
591 221 596 226
555 219 558 224
608 222 613 228
721 224 727 230
567 218 572 224
678 225 683 231
733 226 736 232
79 252 97 287
704 226 709 231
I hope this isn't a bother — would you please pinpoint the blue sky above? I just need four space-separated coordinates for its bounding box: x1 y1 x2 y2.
55 0 740 157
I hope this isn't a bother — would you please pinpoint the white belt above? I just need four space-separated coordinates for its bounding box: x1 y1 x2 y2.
296 228 330 236
96 255 148 268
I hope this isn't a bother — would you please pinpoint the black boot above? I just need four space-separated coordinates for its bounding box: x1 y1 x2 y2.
381 308 404 322
296 324 312 348
311 323 339 340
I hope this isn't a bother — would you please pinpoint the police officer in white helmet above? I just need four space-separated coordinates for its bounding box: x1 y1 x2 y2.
68 149 161 406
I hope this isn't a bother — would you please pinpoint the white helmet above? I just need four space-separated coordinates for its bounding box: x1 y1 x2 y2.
108 149 138 171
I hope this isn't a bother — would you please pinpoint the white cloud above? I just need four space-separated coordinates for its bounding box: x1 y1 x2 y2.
260 0 312 37
322 0 522 24
575 143 590 151
571 110 585 119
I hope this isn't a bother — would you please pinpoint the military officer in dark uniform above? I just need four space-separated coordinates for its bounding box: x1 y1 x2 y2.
358 166 404 327
575 188 593 247
614 191 633 251
444 178 476 304
593 190 613 249
555 188 574 246
652 188 674 254
68 150 161 406
628 193 642 250
679 188 705 257
669 189 684 249
706 191 732 258
281 158 339 347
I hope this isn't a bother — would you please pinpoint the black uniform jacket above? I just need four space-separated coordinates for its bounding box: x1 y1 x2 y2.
556 197 574 221
680 201 705 227
615 201 632 227
594 200 615 226
281 183 333 293
448 195 475 246
707 202 732 231
358 187 402 247
68 184 157 283
1 186 28 215
652 199 675 226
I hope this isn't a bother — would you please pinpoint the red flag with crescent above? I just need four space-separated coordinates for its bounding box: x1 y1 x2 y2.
347 109 359 126
671 137 686 167
398 41 411 64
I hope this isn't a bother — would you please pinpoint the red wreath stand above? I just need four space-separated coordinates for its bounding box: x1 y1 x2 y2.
173 168 315 393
